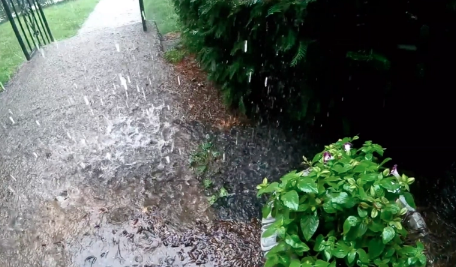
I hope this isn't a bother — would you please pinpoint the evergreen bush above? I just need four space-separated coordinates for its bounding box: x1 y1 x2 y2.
172 0 456 133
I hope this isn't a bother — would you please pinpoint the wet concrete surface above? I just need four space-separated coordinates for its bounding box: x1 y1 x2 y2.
78 0 141 35
0 1 315 266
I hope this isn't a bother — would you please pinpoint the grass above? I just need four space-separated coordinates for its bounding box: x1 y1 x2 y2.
0 0 100 86
164 48 186 63
144 0 179 35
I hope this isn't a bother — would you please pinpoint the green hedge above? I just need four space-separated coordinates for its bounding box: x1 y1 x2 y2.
172 0 455 129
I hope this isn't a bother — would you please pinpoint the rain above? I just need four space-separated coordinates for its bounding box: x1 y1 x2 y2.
0 0 455 266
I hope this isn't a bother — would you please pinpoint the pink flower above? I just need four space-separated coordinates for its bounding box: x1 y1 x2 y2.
323 152 333 163
344 142 352 153
390 164 400 179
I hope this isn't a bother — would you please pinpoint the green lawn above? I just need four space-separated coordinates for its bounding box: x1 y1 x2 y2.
0 0 100 86
144 0 179 35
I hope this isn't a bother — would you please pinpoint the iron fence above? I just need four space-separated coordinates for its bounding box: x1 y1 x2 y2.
139 0 146 32
0 0 54 60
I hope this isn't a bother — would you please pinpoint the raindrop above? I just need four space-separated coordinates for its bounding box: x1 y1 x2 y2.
327 112 330 117
165 156 170 164
8 109 13 115
36 120 41 126
244 40 248 52
136 85 141 92
84 96 90 106
100 98 104 106
342 97 344 101
264 77 268 87
9 117 15 124
321 124 323 127
115 43 120 52
141 87 146 101
0 82 4 91
8 186 15 194
39 48 45 58
119 74 127 90
33 152 38 159
178 76 181 85
106 153 112 160
248 72 252 83
127 76 131 84
222 153 226 162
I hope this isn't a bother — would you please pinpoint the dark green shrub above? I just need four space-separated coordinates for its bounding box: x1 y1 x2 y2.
257 137 426 267
170 0 434 125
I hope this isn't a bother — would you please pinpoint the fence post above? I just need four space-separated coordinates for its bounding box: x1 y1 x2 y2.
139 0 147 32
1 0 31 60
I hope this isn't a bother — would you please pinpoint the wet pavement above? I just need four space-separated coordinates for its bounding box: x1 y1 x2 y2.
0 0 312 266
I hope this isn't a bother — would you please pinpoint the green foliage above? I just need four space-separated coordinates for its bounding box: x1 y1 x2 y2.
189 141 221 176
257 137 426 267
171 0 456 130
164 48 187 64
208 187 230 205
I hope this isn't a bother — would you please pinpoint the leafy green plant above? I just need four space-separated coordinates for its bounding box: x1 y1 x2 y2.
257 137 427 267
208 186 230 205
203 178 213 189
164 48 187 64
189 141 221 176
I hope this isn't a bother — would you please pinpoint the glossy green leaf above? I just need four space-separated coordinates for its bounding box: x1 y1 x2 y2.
281 190 299 210
382 226 395 244
368 238 385 259
402 192 417 209
281 171 300 184
384 247 395 258
417 254 427 265
357 221 368 237
357 248 369 264
290 258 301 267
314 259 330 267
313 234 325 252
343 216 358 234
333 241 351 258
332 164 352 173
360 173 377 182
264 254 280 267
285 234 310 252
347 249 357 264
259 182 280 195
262 224 277 238
380 210 393 221
358 207 368 218
379 157 392 167
378 178 400 191
262 204 271 219
297 177 318 193
301 214 319 241
278 253 291 265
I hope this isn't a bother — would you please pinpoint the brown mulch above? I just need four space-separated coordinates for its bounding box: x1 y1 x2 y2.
169 48 251 130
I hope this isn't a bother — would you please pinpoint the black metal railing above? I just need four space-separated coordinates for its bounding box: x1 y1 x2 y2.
0 0 54 60
139 0 147 32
